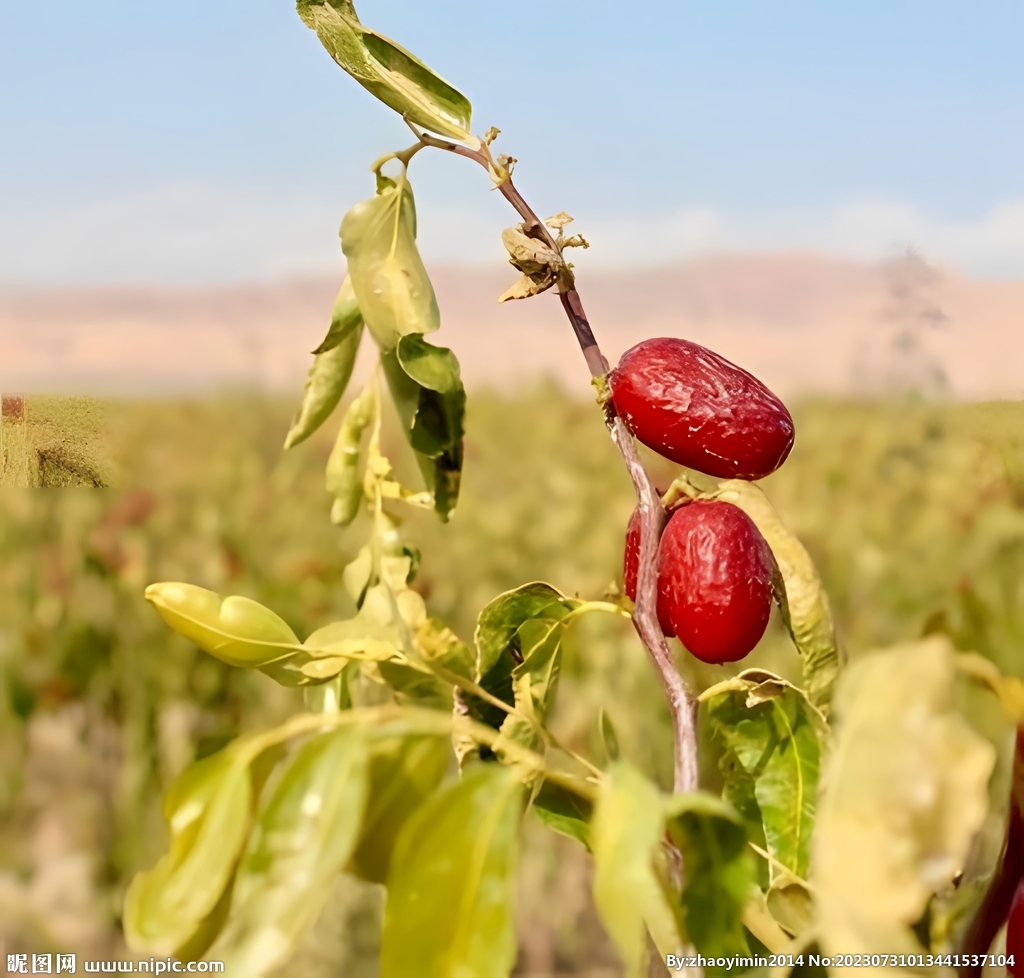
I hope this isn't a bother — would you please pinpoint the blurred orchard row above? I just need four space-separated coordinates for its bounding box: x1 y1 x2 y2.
2 387 1024 974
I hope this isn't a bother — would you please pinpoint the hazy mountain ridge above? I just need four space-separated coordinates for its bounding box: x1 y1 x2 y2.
1 253 1022 400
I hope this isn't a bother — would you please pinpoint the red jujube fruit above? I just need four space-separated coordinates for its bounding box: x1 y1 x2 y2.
623 504 675 637
657 500 775 664
609 337 795 480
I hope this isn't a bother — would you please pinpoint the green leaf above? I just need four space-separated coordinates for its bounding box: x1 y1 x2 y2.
312 275 363 355
292 586 413 684
531 778 592 851
470 583 573 737
380 339 465 522
470 583 616 753
591 763 682 978
380 764 523 978
600 708 620 763
701 670 826 881
377 660 451 709
415 616 475 680
341 178 439 352
475 582 572 680
284 279 364 449
377 616 474 707
210 728 369 977
396 333 462 393
713 480 844 709
348 732 450 884
145 583 302 685
123 736 269 955
297 0 475 144
813 636 996 958
719 749 769 890
325 385 375 526
665 792 753 965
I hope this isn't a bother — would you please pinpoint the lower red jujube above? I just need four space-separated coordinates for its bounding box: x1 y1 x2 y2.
623 498 775 663
657 500 775 663
623 504 675 637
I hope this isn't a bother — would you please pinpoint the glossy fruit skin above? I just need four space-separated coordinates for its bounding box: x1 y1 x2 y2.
1008 878 1024 977
623 505 675 637
657 500 775 664
609 337 795 480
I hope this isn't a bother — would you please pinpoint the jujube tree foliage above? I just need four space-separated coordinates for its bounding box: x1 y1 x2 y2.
123 3 1024 975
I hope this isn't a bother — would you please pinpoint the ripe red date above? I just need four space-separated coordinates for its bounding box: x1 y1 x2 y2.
657 500 775 663
609 337 795 480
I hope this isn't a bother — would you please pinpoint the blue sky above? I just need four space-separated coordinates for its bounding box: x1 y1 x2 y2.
1 0 1022 283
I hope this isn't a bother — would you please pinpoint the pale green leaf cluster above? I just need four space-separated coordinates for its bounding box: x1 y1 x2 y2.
145 575 425 689
123 738 260 956
284 172 466 524
123 707 530 973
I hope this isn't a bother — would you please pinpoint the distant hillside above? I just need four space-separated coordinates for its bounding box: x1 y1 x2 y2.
1 253 1022 400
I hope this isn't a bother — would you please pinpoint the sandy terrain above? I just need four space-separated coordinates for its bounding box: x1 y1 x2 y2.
1 252 1022 400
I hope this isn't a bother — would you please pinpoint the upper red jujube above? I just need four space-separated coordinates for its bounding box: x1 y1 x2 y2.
609 337 795 480
657 500 775 664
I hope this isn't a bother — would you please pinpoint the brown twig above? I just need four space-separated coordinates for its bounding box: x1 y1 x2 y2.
410 122 699 794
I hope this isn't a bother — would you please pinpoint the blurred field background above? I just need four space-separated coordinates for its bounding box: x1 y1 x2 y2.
3 386 1024 974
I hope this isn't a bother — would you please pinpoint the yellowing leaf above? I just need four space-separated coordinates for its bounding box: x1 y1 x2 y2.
348 732 450 884
311 275 363 355
297 0 475 144
325 384 375 526
497 224 561 303
210 728 369 978
956 651 1024 724
713 480 844 709
145 583 301 684
531 779 593 850
123 736 269 956
380 764 523 978
380 337 465 522
813 636 996 967
592 763 682 977
341 178 439 352
284 278 364 449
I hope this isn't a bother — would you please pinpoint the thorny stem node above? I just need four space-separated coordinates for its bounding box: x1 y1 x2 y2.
407 121 699 795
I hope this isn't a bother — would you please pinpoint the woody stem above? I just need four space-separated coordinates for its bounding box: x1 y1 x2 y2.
414 124 698 793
